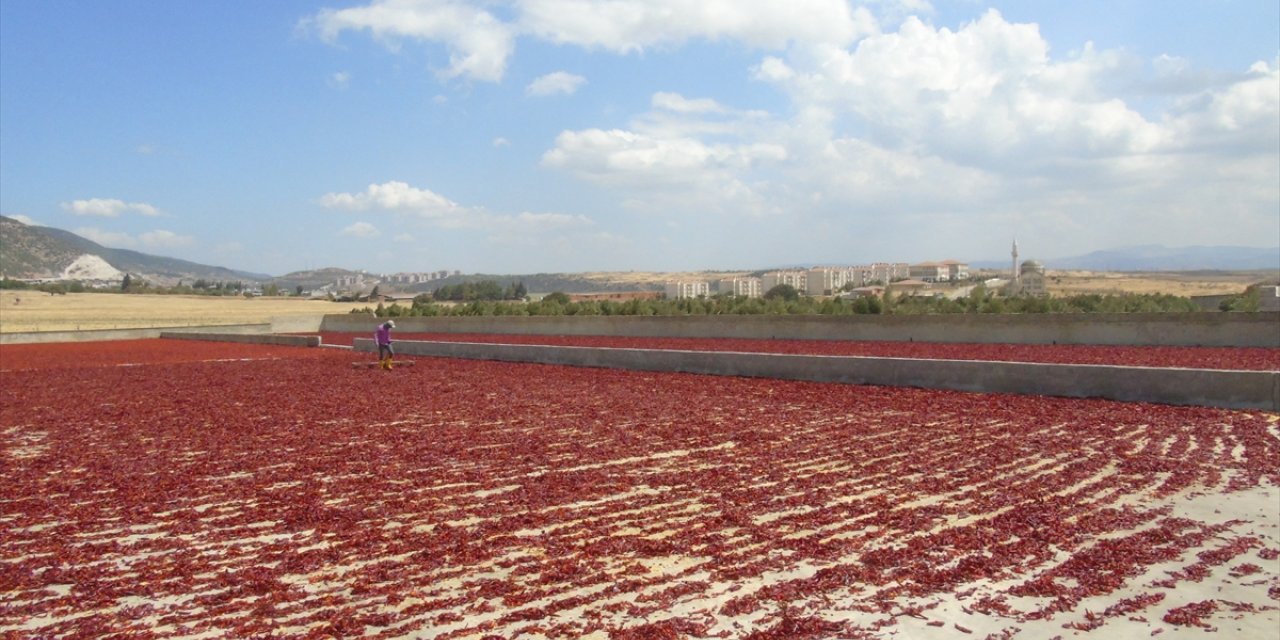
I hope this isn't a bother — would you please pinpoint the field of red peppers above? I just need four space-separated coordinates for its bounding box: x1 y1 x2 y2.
318 332 1280 371
1 338 1278 638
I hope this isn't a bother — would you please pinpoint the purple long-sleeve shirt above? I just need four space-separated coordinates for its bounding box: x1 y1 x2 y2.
375 324 392 345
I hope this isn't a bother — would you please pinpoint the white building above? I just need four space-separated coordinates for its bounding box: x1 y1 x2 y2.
909 262 949 283
665 281 710 299
717 277 763 298
762 270 807 293
868 262 909 284
940 260 970 281
806 268 861 295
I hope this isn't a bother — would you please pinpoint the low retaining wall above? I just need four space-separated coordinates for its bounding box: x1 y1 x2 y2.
354 338 1279 411
160 332 320 347
271 315 324 333
326 313 1280 347
0 324 272 345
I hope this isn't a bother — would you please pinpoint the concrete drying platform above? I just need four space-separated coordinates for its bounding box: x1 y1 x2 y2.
354 338 1279 411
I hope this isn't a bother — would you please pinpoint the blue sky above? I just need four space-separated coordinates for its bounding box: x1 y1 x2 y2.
2 0 1277 276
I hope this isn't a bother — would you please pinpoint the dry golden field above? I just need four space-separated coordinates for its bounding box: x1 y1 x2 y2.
1044 270 1276 297
0 292 369 333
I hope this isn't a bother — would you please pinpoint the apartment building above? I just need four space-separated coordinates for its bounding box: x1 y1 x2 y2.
665 281 710 299
717 277 763 298
868 262 910 284
762 270 807 293
806 267 861 296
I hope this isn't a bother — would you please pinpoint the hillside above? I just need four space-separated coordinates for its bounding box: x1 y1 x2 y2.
973 244 1280 271
269 268 368 291
0 216 269 285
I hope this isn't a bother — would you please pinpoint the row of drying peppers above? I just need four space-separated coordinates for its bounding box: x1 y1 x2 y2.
319 332 1280 371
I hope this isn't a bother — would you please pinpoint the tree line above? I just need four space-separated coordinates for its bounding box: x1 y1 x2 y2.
356 285 1212 318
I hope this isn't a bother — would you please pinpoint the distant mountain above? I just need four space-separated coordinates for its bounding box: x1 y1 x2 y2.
0 215 270 284
973 245 1280 271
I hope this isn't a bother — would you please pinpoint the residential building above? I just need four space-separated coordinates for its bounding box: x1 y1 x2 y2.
762 270 807 293
940 260 970 281
806 268 861 296
665 281 710 299
868 262 909 283
909 262 949 283
717 278 763 298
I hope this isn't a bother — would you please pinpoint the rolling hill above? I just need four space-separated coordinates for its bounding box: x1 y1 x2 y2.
0 215 269 285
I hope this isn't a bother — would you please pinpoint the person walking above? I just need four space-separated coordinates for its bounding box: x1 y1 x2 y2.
375 320 395 370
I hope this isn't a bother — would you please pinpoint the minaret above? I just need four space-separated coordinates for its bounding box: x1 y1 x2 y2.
1011 238 1020 282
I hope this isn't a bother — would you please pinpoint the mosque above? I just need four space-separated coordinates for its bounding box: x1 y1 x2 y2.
1009 239 1047 297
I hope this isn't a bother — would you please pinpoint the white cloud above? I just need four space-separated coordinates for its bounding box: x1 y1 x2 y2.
61 198 161 217
518 0 875 53
320 180 593 233
651 92 725 114
304 0 515 82
304 0 878 83
341 222 382 238
493 137 511 147
321 181 465 219
8 214 36 225
137 230 194 248
74 227 135 247
526 71 587 96
328 70 352 89
73 227 193 249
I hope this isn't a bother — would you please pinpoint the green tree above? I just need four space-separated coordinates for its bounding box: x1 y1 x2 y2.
763 283 800 302
121 274 132 291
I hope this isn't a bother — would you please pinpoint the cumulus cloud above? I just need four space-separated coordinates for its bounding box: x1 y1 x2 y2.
526 71 586 96
320 180 593 232
341 222 381 238
7 214 36 225
518 0 874 53
74 227 193 249
304 0 515 82
61 198 161 217
304 0 877 82
306 2 1276 256
651 92 725 114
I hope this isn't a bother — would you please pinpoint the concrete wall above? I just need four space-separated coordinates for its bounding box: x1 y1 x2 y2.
326 312 1280 348
0 323 271 345
160 331 320 347
354 338 1279 411
270 315 324 334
